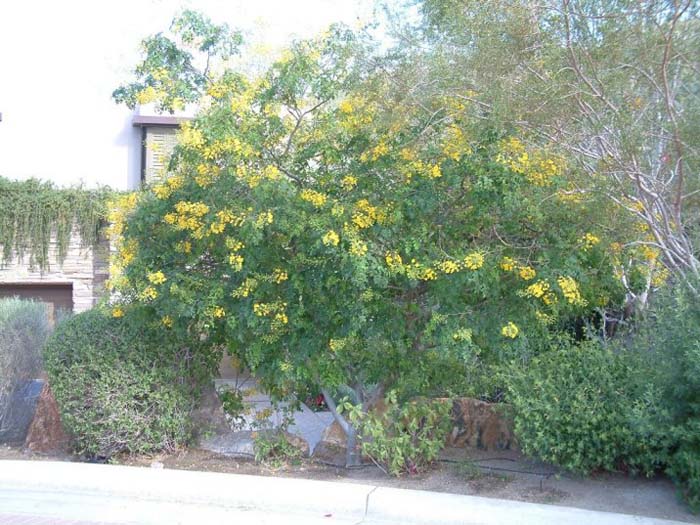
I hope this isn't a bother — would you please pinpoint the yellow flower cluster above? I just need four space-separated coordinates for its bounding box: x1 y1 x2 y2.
337 95 375 132
225 237 245 252
111 307 124 318
360 140 390 162
194 163 221 188
352 199 382 229
229 254 244 271
463 252 485 270
253 301 288 326
232 278 257 298
557 276 586 306
340 176 358 191
322 230 340 246
385 251 403 269
147 271 167 285
178 123 205 149
500 257 516 272
254 210 274 228
210 209 245 235
580 233 600 251
349 240 368 257
495 137 563 186
153 174 184 200
524 280 557 305
209 306 226 318
164 201 210 233
501 322 519 339
441 125 472 161
139 286 158 301
518 266 536 280
106 193 141 238
272 268 288 284
300 189 327 207
161 315 173 328
439 260 461 274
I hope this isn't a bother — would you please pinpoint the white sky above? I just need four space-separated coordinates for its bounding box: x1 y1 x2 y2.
0 0 379 189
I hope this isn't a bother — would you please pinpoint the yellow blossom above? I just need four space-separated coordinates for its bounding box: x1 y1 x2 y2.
518 266 536 280
139 286 158 301
557 276 587 306
349 240 368 257
501 322 519 339
580 233 600 251
322 230 340 246
161 315 173 328
500 257 516 272
439 260 461 274
272 268 288 283
300 189 327 207
147 271 167 285
229 254 244 271
111 307 124 318
340 176 358 190
463 252 484 270
211 306 226 318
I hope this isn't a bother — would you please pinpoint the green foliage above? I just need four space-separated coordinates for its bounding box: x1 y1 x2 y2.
43 308 210 458
505 337 668 475
0 298 49 436
111 23 631 414
253 431 303 468
347 393 451 476
112 10 242 113
0 177 110 270
625 283 700 512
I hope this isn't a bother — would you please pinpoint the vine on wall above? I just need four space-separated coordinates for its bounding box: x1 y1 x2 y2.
0 177 113 270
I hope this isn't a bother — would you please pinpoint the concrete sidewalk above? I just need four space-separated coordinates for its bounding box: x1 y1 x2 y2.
0 460 693 525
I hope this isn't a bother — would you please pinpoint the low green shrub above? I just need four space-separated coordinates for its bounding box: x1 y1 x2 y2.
0 298 49 439
347 392 451 476
504 338 667 476
44 308 208 458
628 284 700 512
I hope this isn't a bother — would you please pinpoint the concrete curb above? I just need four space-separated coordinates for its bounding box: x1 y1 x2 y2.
0 461 692 525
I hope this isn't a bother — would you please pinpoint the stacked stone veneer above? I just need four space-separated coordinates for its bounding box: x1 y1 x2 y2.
0 230 110 313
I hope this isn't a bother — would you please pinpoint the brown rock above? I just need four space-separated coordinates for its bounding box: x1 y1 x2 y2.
24 382 69 453
282 431 310 457
448 398 516 451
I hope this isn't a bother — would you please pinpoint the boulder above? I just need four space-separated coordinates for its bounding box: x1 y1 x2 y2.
191 382 230 439
24 382 69 453
448 398 516 450
0 379 44 445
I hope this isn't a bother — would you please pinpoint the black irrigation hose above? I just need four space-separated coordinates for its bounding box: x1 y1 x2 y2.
439 458 557 490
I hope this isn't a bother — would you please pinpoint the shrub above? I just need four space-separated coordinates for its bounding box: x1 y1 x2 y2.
347 392 451 476
0 298 49 440
44 308 208 458
505 337 667 475
628 284 700 512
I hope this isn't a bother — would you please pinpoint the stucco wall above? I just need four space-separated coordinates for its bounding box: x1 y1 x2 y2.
0 231 110 313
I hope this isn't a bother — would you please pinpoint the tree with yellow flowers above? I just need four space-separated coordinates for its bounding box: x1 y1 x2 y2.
111 14 653 466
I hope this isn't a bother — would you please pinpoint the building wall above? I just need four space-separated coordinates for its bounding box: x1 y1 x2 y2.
0 231 110 313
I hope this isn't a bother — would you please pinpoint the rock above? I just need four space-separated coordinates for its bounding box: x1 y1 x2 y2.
320 420 346 447
282 431 310 457
448 398 516 450
24 382 69 453
191 382 230 440
1 379 45 446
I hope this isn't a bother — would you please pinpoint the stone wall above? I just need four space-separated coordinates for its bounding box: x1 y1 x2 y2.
0 231 110 313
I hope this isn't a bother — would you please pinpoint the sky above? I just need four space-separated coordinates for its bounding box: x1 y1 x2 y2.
0 0 379 189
